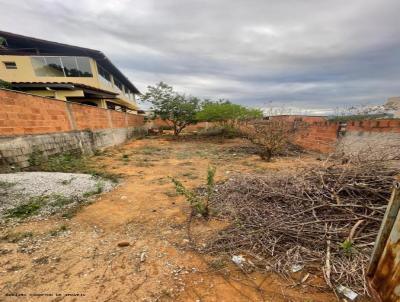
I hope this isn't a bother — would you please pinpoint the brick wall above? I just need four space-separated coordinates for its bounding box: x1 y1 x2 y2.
293 122 339 153
0 90 71 135
269 115 327 123
0 89 144 135
346 119 400 133
70 103 110 130
293 119 400 154
0 89 146 170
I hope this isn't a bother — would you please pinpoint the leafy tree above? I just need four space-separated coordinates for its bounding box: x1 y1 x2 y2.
0 79 12 89
141 82 200 136
196 101 263 124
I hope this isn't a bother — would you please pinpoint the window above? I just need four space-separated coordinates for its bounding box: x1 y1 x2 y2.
98 65 113 88
61 56 80 77
3 61 17 69
32 57 63 76
98 65 111 81
114 78 124 92
31 56 93 77
75 57 92 77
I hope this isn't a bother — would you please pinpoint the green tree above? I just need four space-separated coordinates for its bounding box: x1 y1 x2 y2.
196 101 263 124
141 82 200 136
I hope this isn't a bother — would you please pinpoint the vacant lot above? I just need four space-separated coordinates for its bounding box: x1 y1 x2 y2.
0 136 367 301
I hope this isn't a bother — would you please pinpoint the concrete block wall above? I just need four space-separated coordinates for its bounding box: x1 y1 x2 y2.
0 89 146 171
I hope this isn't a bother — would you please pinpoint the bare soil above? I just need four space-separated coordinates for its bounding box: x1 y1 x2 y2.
0 137 351 301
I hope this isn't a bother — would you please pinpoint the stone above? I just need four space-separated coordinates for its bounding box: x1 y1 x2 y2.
117 241 130 247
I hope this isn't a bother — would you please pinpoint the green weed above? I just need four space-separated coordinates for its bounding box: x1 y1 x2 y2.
340 239 354 256
171 166 216 218
6 196 48 218
83 182 104 198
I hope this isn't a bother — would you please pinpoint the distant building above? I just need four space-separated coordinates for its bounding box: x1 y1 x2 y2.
384 97 400 118
0 31 140 113
265 115 327 123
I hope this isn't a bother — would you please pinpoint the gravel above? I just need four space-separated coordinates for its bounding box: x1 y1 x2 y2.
0 172 116 220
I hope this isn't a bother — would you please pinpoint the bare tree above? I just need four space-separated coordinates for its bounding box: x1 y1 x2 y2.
237 120 296 161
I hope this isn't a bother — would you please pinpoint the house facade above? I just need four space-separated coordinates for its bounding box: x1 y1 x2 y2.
0 31 140 113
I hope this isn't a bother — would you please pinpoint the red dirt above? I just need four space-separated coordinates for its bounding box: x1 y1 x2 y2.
0 137 368 301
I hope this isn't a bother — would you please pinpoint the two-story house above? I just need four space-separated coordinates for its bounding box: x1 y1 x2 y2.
0 31 140 113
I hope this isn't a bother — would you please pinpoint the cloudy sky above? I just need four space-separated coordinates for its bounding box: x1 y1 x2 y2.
1 0 399 114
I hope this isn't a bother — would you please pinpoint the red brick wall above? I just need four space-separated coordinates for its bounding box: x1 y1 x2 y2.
0 89 71 135
269 115 327 123
294 119 400 153
109 110 126 128
127 113 144 127
70 103 110 130
0 89 144 136
346 119 400 133
294 122 339 153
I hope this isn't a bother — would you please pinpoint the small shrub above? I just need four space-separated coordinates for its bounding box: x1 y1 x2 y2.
28 148 45 167
83 182 104 197
340 239 354 256
0 79 12 89
49 195 77 208
237 121 297 161
88 170 120 183
198 125 240 138
6 196 48 218
171 166 216 218
43 152 84 172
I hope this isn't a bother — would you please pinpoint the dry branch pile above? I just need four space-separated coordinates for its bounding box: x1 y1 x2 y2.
203 150 399 295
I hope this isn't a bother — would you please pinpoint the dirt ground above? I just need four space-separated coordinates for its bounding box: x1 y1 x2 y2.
0 136 357 301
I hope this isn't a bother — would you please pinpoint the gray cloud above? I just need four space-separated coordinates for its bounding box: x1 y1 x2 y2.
1 0 400 113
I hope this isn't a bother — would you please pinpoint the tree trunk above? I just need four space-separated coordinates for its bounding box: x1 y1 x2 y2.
260 149 273 162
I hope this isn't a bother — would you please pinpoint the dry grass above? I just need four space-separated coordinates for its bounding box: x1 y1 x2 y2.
195 148 399 295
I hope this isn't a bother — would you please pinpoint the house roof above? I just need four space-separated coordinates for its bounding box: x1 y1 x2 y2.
0 30 140 94
11 81 118 98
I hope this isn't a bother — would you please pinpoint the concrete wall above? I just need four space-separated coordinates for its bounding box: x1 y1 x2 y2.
0 128 146 171
0 89 146 171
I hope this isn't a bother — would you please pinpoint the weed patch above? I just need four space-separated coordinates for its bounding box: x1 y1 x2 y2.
0 181 16 189
5 196 48 218
1 231 33 243
28 148 45 167
31 152 120 183
49 195 77 208
49 224 68 236
83 182 104 197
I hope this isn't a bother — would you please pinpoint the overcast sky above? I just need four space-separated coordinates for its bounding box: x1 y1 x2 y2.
1 0 399 114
